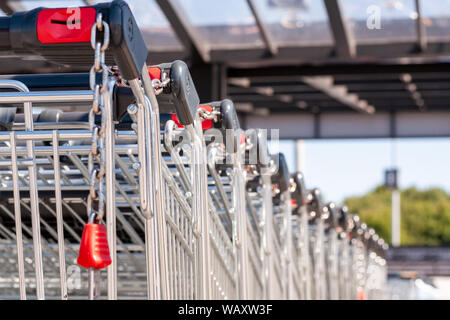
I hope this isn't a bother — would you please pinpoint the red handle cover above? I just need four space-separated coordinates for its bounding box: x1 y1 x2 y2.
37 7 96 44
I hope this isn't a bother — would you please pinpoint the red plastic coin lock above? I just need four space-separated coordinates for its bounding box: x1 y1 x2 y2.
37 7 96 44
148 67 162 81
77 223 112 270
291 199 298 208
357 290 367 300
198 105 213 130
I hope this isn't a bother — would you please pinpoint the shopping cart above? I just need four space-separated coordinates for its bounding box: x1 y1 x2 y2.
243 128 272 299
290 172 312 300
324 202 339 300
266 153 292 299
196 99 245 299
336 206 352 300
0 1 195 300
147 59 213 300
348 214 369 300
364 229 388 300
306 188 328 300
0 0 390 301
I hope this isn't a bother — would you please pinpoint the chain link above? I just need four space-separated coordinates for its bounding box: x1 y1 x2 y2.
198 106 220 122
152 72 170 95
87 13 110 224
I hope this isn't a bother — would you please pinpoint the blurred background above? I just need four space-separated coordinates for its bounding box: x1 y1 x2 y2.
2 0 450 299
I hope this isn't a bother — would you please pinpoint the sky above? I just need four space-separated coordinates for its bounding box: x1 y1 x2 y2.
269 138 450 204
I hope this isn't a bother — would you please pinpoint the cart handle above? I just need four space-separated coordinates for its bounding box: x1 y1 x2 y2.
0 0 147 80
271 153 290 193
290 172 307 210
306 188 326 221
148 60 199 126
325 202 339 229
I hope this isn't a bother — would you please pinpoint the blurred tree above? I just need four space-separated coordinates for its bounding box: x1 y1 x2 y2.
344 186 450 246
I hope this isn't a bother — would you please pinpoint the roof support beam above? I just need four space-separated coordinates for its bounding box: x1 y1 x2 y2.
243 111 450 139
0 0 26 15
323 0 356 58
155 0 210 63
228 62 450 77
415 0 427 52
301 76 375 113
229 77 295 106
246 0 278 56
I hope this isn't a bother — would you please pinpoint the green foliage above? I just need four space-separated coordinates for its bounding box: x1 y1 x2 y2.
344 186 450 246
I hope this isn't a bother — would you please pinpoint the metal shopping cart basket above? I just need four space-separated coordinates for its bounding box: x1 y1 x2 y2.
195 99 245 300
291 172 312 300
336 206 353 300
363 229 388 300
243 128 272 299
266 153 292 299
290 172 312 300
324 202 340 300
0 1 205 300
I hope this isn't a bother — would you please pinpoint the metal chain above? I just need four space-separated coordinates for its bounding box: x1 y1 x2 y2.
197 106 220 122
152 72 170 95
87 13 110 224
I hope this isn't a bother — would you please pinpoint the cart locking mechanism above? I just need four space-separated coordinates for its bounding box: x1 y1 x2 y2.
115 60 200 126
1 0 147 80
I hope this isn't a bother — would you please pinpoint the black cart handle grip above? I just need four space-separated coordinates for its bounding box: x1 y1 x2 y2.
205 99 242 154
149 60 200 126
290 172 307 208
271 153 290 193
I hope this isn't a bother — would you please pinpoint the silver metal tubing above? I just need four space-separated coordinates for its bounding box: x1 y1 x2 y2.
233 147 249 300
105 78 117 300
52 131 68 300
261 173 273 300
300 206 312 300
0 80 45 300
141 64 170 299
0 90 93 104
129 78 168 300
282 190 293 300
9 132 26 300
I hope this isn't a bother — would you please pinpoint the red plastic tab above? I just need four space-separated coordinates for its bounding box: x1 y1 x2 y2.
171 114 184 128
239 133 246 145
198 105 213 130
169 105 214 130
357 290 367 300
77 223 111 270
148 67 162 80
37 7 96 44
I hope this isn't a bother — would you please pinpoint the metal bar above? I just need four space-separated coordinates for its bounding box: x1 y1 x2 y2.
228 62 450 78
323 0 356 58
51 131 68 300
9 132 26 300
415 0 427 52
105 78 117 300
246 0 278 56
155 0 210 62
129 78 161 300
141 63 170 299
0 80 45 299
300 76 375 114
0 90 93 104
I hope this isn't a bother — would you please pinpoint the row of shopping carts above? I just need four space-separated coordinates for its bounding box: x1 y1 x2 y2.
0 1 388 300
